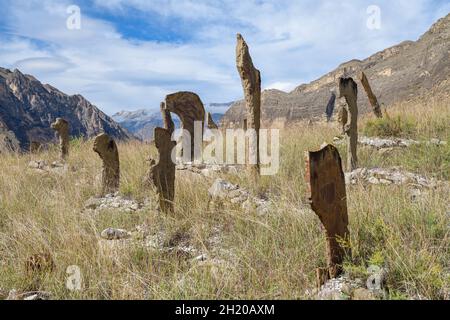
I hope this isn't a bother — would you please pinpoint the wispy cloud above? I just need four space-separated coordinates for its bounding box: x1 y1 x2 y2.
0 0 447 114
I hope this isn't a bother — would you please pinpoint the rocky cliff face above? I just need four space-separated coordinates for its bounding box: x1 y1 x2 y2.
0 68 133 151
222 13 450 128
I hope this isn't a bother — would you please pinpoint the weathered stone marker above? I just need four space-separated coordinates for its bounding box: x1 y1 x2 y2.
305 144 350 287
30 141 42 154
207 112 218 130
236 33 261 176
160 102 175 134
164 92 205 161
93 133 120 195
358 71 382 118
50 118 69 160
336 97 348 135
339 77 358 171
236 34 261 176
149 127 176 213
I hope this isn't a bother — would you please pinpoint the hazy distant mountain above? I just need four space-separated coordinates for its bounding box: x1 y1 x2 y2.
222 13 450 127
0 67 133 152
112 106 226 141
112 109 177 141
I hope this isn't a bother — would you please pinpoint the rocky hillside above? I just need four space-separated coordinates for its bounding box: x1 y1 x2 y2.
0 68 133 152
113 108 225 141
222 13 450 128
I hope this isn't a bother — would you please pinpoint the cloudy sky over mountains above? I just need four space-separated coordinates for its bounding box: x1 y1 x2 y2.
0 0 448 114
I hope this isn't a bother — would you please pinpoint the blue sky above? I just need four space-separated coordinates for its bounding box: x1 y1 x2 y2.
0 0 448 115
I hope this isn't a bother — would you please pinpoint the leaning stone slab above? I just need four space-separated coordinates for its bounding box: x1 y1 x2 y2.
358 71 382 118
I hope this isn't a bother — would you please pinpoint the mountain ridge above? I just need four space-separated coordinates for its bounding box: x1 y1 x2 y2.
0 67 133 152
221 13 450 127
112 106 227 141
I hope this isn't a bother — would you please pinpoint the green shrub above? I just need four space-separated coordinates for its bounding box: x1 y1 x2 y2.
364 114 415 137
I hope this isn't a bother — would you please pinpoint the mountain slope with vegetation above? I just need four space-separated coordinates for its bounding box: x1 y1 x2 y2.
0 68 132 152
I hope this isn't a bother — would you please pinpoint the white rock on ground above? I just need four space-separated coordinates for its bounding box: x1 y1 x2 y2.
27 159 68 174
6 290 51 300
359 136 419 149
100 227 131 240
316 276 365 300
315 266 387 300
334 136 447 149
177 161 242 177
345 167 440 188
85 192 143 213
208 178 272 215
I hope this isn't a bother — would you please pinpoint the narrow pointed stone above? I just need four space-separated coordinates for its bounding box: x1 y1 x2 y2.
149 127 176 213
236 33 261 177
339 77 358 171
358 71 382 118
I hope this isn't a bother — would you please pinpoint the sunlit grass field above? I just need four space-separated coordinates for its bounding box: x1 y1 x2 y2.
0 98 448 299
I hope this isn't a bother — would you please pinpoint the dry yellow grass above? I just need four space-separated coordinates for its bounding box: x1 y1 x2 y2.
0 99 448 300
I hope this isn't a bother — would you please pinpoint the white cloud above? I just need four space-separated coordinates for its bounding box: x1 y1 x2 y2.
0 0 447 115
13 57 74 74
264 82 298 93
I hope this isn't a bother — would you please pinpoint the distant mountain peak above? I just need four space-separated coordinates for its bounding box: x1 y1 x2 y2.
0 67 133 151
112 107 225 141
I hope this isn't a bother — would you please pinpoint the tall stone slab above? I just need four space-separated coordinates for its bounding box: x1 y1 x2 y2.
93 133 120 195
164 92 205 161
236 33 261 176
50 118 69 160
305 144 350 285
149 127 176 213
339 77 358 171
